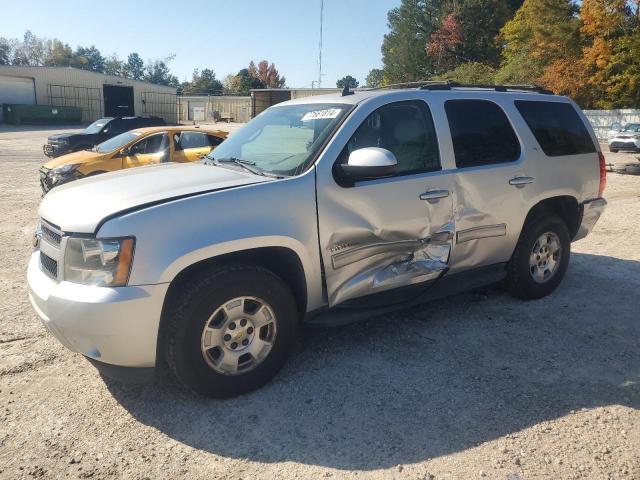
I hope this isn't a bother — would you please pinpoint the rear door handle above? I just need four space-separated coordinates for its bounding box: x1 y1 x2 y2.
509 176 534 187
419 189 450 202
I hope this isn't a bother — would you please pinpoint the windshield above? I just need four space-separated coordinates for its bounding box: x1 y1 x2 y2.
95 131 141 153
84 118 111 134
622 124 640 132
207 103 351 176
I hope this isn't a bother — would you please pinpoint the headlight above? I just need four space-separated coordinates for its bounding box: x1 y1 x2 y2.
52 164 80 175
64 237 135 286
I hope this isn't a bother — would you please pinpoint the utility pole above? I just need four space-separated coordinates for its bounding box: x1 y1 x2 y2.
318 0 324 88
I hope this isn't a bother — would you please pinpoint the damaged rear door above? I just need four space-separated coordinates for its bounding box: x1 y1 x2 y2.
316 99 455 306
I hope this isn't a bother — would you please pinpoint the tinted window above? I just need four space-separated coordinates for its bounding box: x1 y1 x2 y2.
340 100 440 175
515 101 596 156
622 123 640 132
103 118 125 134
445 100 520 168
176 132 208 149
130 134 168 155
207 134 224 146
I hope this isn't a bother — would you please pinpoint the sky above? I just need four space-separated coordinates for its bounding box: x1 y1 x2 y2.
1 0 400 88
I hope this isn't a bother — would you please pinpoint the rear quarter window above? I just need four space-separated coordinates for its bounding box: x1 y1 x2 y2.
514 101 596 156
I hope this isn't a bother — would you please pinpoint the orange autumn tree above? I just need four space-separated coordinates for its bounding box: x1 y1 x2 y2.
577 0 639 108
426 13 464 74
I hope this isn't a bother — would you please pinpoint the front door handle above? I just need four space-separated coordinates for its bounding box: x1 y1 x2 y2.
509 176 535 188
419 189 450 202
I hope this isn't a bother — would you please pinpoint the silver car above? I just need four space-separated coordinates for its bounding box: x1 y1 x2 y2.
27 84 607 397
608 123 640 152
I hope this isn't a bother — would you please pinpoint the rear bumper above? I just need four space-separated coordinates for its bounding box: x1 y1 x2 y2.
574 198 607 241
27 251 169 368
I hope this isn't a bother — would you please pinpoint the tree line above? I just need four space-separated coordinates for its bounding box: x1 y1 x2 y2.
366 0 640 109
0 31 286 96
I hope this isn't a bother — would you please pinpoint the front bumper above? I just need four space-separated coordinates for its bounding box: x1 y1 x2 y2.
609 139 640 151
43 143 72 158
39 167 81 193
27 251 169 368
574 198 607 241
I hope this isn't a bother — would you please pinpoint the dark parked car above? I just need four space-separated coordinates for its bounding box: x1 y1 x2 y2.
43 116 167 158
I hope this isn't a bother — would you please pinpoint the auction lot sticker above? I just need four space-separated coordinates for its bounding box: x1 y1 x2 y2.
302 109 341 121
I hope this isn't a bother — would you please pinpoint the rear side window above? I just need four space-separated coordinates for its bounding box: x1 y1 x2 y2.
445 100 520 168
176 132 208 149
514 101 596 156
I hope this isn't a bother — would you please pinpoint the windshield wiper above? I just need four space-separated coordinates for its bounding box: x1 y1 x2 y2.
211 157 286 178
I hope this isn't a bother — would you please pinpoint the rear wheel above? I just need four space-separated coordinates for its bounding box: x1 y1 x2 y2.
165 264 298 398
507 215 570 300
609 148 618 153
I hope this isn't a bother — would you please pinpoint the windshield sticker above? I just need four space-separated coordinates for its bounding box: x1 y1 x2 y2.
301 108 341 122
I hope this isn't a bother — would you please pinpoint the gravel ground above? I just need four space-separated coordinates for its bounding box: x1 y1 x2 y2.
0 125 638 480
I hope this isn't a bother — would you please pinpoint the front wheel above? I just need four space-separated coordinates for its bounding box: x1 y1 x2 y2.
507 215 571 300
165 264 298 398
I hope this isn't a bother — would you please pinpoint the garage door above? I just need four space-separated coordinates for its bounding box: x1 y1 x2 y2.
0 75 36 122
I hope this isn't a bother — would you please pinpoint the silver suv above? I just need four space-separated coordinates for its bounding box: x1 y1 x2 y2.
27 84 607 397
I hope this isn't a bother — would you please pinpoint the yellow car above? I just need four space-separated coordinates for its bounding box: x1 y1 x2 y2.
39 126 228 192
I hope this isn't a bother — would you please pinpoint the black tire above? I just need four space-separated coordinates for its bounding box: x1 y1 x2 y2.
507 214 571 300
165 264 298 398
609 148 618 153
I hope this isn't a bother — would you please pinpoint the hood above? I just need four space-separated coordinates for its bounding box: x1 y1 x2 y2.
39 162 269 233
42 149 104 170
48 133 78 142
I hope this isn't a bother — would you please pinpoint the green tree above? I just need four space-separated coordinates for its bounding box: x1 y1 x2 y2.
336 75 359 88
125 53 145 80
144 58 179 87
73 45 105 72
365 68 384 87
103 54 125 76
182 68 224 94
44 39 74 66
455 0 511 66
0 37 12 65
434 62 496 83
12 31 46 65
381 0 445 83
495 0 580 84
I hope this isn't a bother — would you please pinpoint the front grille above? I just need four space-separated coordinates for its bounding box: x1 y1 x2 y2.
40 252 58 279
41 223 62 246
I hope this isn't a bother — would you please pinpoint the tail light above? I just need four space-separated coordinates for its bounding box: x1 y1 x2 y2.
598 152 606 197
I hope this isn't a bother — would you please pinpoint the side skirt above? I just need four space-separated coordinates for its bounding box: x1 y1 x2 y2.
304 263 508 327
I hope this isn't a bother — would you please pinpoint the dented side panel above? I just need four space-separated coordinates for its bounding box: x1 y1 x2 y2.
317 168 457 306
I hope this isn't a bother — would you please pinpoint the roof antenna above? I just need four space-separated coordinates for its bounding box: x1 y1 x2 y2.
342 79 354 96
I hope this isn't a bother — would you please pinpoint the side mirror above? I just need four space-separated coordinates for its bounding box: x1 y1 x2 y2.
119 147 130 156
338 147 397 181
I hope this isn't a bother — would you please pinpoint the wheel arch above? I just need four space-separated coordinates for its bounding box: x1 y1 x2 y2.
156 246 308 366
523 195 582 240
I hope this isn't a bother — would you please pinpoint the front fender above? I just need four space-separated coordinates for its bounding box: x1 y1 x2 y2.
96 171 325 311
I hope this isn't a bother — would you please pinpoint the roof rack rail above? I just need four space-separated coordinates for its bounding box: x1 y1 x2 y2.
367 80 553 94
419 81 553 94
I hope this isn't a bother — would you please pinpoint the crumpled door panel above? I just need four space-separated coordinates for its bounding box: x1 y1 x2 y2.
326 221 454 305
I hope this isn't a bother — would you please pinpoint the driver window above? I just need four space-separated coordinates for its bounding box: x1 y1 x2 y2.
340 100 440 175
130 134 169 155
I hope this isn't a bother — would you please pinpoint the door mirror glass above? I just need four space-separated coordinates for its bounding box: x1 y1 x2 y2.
339 147 397 180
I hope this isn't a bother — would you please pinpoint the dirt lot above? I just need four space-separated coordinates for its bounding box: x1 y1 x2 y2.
0 125 638 480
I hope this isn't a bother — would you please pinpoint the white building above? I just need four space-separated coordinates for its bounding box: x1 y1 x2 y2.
0 65 177 123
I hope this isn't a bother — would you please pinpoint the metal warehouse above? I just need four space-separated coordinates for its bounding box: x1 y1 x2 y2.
0 66 177 123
